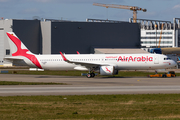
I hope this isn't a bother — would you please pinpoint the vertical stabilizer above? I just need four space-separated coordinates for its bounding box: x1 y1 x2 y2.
6 32 42 69
6 32 33 56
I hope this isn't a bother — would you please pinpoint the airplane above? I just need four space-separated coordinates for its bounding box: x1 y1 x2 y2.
4 32 177 78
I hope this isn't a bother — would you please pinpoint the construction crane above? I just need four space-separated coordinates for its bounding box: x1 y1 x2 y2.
93 3 147 23
158 24 164 48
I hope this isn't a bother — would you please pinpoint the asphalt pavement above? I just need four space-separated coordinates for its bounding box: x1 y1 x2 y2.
0 74 180 96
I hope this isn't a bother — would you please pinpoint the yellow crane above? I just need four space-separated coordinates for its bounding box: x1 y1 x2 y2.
93 3 147 23
155 24 164 48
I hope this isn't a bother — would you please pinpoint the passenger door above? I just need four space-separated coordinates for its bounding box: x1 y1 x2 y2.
154 55 159 64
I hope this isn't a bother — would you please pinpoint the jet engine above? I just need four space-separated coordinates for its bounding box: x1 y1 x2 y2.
100 66 118 75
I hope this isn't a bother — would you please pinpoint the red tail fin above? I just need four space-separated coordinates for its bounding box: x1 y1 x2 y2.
6 32 42 69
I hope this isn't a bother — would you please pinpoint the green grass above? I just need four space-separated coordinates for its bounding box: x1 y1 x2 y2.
0 81 68 85
0 94 180 119
3 70 180 77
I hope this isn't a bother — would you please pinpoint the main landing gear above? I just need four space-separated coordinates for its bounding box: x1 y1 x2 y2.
86 72 95 78
86 68 95 78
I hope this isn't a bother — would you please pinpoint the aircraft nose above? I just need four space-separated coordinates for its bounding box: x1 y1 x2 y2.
171 60 177 68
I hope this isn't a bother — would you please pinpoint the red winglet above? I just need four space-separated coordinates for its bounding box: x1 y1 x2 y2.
60 52 67 61
76 51 80 54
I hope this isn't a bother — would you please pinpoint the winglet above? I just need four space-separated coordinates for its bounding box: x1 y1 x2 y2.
60 52 67 61
76 51 80 54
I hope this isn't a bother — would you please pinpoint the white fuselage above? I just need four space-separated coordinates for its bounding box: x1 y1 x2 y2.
22 53 177 70
6 32 177 74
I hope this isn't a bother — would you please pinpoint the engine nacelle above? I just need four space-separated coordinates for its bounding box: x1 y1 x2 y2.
100 66 118 75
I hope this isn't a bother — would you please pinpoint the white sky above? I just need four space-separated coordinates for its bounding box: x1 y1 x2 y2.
0 0 180 22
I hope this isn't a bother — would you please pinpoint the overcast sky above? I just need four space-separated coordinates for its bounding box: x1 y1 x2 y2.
0 0 180 22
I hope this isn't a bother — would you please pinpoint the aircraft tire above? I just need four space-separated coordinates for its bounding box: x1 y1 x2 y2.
91 73 95 78
86 73 91 78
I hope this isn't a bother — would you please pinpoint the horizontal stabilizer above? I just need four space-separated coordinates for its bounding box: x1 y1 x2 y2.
4 56 24 60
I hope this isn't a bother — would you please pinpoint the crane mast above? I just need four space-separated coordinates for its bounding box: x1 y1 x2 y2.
93 3 147 23
158 24 164 48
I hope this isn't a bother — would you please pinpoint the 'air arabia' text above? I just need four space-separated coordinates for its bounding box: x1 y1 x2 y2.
116 56 153 62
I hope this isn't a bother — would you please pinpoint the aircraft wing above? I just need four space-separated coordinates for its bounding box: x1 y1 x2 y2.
60 52 111 67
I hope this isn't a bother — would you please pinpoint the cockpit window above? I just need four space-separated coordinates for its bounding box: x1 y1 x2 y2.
164 58 171 60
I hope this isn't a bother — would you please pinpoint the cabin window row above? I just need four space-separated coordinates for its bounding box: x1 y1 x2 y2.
40 59 101 61
72 59 100 61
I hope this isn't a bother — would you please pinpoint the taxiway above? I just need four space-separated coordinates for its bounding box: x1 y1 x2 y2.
0 74 180 96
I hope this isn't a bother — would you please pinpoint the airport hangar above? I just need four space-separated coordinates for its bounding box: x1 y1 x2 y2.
0 19 141 66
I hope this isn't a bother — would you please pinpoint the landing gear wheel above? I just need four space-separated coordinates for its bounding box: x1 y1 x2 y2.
90 73 95 78
86 73 95 78
86 73 91 78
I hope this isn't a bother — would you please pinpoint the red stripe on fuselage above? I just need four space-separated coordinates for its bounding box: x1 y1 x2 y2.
6 33 42 69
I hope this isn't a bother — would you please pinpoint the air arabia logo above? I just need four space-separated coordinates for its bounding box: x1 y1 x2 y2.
6 33 42 69
117 56 153 62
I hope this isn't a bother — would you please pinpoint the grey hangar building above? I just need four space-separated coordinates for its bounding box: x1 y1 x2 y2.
0 19 140 66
